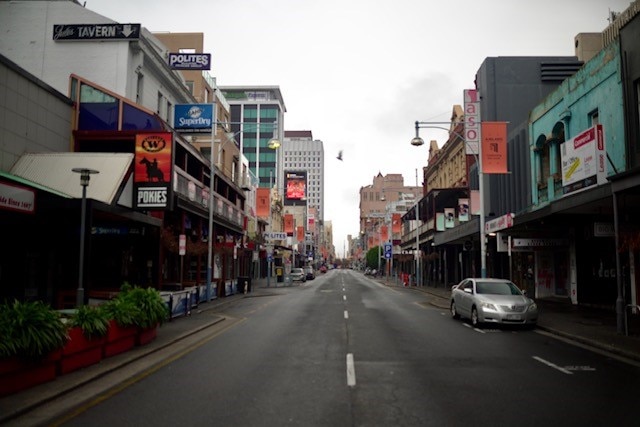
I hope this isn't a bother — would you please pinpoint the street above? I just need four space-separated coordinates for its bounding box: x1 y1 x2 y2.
36 270 640 426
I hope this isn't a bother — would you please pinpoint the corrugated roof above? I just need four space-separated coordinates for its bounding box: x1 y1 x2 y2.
10 153 133 204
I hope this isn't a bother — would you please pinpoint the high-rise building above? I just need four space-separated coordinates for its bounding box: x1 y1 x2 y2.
282 131 325 222
218 86 286 189
281 131 325 266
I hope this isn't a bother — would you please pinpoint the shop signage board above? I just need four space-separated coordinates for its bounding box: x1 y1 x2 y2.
561 124 606 195
53 24 140 41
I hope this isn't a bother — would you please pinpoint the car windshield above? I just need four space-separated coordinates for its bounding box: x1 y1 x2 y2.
476 281 521 295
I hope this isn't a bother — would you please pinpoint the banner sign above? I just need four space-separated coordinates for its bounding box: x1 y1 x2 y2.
444 208 455 228
561 124 606 195
481 122 508 174
436 212 445 231
256 188 270 219
168 53 211 70
284 214 294 235
392 213 402 233
53 23 140 41
463 89 480 156
134 132 172 209
458 198 469 222
380 225 388 242
173 104 214 133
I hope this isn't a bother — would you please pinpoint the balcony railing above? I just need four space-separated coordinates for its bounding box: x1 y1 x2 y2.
173 170 245 228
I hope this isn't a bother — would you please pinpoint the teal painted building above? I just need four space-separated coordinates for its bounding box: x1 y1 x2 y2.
517 40 624 306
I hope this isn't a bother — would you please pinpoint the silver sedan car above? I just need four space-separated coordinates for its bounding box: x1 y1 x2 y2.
450 278 538 327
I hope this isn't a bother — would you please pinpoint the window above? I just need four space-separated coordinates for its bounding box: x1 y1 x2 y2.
185 81 194 94
589 109 600 126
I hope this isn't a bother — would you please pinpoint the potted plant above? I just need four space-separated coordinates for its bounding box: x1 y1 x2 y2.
0 300 68 397
101 296 139 358
59 305 110 374
120 285 169 345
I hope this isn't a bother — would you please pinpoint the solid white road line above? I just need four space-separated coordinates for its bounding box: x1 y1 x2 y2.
533 356 573 375
346 353 356 386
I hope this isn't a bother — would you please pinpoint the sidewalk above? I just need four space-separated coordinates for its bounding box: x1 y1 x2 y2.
3 275 640 424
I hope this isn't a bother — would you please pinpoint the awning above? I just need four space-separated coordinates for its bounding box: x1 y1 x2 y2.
0 170 71 199
9 152 133 205
433 217 480 246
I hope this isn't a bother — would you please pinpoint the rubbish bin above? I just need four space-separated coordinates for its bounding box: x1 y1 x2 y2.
237 276 251 294
276 267 284 283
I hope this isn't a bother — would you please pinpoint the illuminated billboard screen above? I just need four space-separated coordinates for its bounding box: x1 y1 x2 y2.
284 171 307 205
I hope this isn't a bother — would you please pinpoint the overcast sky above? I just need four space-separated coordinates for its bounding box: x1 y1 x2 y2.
88 0 629 257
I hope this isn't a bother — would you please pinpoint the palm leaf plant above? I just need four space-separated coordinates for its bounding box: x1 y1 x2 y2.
68 305 110 338
120 286 169 329
0 300 67 359
101 297 139 328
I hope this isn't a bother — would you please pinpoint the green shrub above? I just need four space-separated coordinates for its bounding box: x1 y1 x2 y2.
0 300 68 359
120 286 168 329
68 305 110 338
101 297 139 328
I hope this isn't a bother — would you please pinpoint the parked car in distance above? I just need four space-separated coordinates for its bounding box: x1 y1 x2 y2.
290 268 306 282
450 278 538 328
319 265 327 274
304 266 315 280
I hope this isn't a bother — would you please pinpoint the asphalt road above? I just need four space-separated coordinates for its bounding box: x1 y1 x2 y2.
44 270 640 426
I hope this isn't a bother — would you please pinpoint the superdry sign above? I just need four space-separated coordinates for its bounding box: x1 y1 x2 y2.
53 24 141 41
168 53 211 70
173 104 214 133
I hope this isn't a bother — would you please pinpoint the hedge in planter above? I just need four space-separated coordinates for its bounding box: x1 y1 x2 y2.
101 297 139 358
59 305 110 375
119 285 169 346
0 300 68 397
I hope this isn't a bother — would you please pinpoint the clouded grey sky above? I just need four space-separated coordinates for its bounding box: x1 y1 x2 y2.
88 0 629 256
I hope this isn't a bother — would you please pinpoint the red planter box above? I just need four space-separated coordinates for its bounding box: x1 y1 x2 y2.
0 350 61 397
136 325 158 346
103 320 137 358
58 327 106 375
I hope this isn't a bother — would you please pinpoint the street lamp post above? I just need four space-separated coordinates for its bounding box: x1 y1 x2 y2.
415 168 420 286
72 168 100 307
411 121 487 278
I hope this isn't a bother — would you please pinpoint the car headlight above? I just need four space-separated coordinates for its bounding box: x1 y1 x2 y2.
480 302 497 311
528 302 538 312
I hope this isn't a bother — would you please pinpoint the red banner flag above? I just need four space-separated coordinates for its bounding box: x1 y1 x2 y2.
297 226 304 242
380 225 389 242
256 188 270 219
481 122 508 174
392 213 402 234
284 214 294 235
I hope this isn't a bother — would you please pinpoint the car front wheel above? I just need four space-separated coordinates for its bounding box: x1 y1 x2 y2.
471 307 481 327
450 301 460 319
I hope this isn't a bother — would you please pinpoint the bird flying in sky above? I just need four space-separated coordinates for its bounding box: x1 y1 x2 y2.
337 150 343 161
